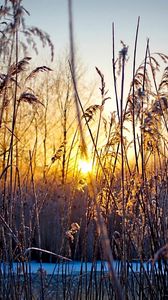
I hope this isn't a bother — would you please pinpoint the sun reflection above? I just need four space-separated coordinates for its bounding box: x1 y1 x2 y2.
78 159 92 174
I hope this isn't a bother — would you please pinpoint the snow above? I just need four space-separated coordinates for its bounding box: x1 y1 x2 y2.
0 260 158 275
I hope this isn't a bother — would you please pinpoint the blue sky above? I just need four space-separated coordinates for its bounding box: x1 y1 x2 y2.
23 0 168 98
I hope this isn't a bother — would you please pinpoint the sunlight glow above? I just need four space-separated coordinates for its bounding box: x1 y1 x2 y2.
78 159 92 174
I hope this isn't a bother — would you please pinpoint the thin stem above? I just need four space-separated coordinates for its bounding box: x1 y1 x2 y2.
120 49 126 284
132 17 140 173
112 23 120 121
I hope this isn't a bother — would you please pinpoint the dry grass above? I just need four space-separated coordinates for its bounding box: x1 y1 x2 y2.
0 0 168 299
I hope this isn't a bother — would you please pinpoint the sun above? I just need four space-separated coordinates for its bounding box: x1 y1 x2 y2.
78 159 92 174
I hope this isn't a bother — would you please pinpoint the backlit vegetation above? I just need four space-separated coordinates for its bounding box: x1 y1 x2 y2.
0 1 168 299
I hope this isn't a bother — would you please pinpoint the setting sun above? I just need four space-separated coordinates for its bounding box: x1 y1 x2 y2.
78 159 93 174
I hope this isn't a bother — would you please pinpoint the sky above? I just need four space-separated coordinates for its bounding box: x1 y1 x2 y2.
22 0 168 105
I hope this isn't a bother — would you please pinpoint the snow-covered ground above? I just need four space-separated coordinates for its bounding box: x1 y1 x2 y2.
0 260 157 275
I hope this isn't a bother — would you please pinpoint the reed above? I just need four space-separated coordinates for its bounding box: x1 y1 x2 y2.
0 0 168 299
